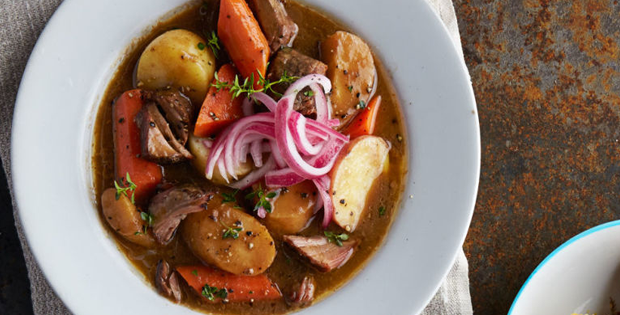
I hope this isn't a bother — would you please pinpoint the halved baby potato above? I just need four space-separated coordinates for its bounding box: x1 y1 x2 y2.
329 136 390 232
101 188 156 248
188 134 253 186
136 29 216 106
262 181 318 235
181 195 276 275
321 31 376 125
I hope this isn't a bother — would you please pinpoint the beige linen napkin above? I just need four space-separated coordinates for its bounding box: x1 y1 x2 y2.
0 0 473 314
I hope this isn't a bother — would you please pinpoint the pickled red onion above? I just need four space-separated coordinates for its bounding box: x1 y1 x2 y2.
204 74 347 227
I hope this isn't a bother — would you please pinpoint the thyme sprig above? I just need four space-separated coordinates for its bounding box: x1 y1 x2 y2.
324 231 349 247
206 31 221 58
222 221 243 240
221 189 239 204
212 70 298 98
114 172 137 204
245 184 277 214
202 284 228 301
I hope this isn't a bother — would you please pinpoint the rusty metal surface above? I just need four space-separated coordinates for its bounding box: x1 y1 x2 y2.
455 0 620 314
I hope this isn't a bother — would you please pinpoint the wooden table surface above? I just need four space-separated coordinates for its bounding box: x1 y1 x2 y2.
456 0 620 314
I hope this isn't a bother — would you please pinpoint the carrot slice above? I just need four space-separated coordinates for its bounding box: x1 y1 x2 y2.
113 89 162 204
342 96 382 139
177 265 281 302
194 64 244 137
218 0 270 89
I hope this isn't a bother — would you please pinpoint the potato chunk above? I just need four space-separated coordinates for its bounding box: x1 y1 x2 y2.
136 29 216 106
263 181 317 235
181 196 276 275
321 31 376 124
329 136 390 231
101 188 155 247
188 134 253 186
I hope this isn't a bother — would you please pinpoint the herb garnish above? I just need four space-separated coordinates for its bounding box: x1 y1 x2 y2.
303 90 314 97
222 189 239 203
245 185 277 214
222 222 243 240
355 100 367 110
206 31 221 58
212 70 298 98
202 284 228 301
379 206 386 217
324 231 349 247
191 270 198 276
141 212 154 226
133 211 154 235
114 172 137 204
197 42 206 50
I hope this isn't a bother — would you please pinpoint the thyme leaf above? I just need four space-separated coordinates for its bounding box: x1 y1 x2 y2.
114 172 137 204
202 284 228 301
324 231 349 247
212 70 298 99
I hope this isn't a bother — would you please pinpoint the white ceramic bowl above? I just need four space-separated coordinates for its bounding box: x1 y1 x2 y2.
510 221 620 315
11 0 479 314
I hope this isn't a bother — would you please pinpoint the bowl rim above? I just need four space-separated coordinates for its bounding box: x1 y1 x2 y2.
508 220 620 314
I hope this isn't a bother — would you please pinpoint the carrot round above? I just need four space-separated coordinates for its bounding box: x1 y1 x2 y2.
113 89 162 204
218 0 270 89
194 64 244 137
177 265 281 302
343 96 382 139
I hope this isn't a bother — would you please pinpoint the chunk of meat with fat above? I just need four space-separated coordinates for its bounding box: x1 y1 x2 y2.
156 259 182 303
247 0 298 53
135 90 193 164
286 276 315 307
283 235 359 272
144 90 193 145
267 48 328 116
149 185 213 245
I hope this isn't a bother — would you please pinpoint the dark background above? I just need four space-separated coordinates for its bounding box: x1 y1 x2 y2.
3 1 620 315
0 163 33 315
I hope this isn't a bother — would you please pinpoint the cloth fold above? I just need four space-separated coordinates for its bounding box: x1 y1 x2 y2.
0 0 472 314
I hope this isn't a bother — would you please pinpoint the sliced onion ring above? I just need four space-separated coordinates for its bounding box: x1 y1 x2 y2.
205 74 350 227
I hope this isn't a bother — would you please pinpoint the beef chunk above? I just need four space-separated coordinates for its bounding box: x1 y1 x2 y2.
283 235 358 272
286 276 315 307
267 49 328 116
248 0 298 53
136 103 192 164
148 90 192 146
136 90 193 164
149 185 212 245
156 259 182 303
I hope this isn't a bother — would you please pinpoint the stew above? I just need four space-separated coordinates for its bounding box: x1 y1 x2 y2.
91 0 408 314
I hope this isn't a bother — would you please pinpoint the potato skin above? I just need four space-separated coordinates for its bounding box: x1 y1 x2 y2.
329 136 390 232
321 31 376 125
187 134 253 186
101 188 155 247
181 196 276 275
136 29 216 106
263 181 317 235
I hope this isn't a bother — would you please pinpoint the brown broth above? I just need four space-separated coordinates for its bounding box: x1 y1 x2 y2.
91 1 408 314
